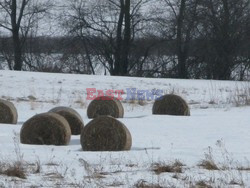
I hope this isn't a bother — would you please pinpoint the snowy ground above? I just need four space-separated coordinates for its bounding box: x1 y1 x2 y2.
0 70 250 187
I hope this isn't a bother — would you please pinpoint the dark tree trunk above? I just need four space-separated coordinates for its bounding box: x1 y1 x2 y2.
219 0 231 80
176 0 187 79
12 29 22 70
113 0 131 76
121 0 131 76
113 0 124 76
11 0 23 71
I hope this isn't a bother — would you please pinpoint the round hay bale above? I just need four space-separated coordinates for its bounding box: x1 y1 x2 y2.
20 112 71 145
152 94 190 116
87 96 124 119
81 116 132 151
49 106 84 135
0 99 18 124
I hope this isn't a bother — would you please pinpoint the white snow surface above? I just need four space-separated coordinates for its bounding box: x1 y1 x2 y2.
0 70 250 187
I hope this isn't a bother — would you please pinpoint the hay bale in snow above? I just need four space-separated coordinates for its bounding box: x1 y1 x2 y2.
81 116 132 151
20 113 71 145
87 96 124 119
49 106 84 135
0 99 18 124
152 94 190 116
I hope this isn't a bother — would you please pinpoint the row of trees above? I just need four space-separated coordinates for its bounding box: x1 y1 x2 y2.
0 0 52 70
0 0 249 80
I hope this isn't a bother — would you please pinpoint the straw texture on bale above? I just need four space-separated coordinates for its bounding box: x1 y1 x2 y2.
20 113 71 145
87 96 124 119
49 106 84 135
81 116 132 151
152 94 190 116
0 99 18 124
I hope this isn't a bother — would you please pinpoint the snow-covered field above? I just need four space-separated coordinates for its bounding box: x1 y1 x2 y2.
0 70 250 187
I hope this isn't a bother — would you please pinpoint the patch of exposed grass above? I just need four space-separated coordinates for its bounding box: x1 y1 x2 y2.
0 161 26 179
198 147 220 170
198 159 219 170
45 162 59 166
44 172 64 179
195 180 213 188
134 180 162 188
152 160 184 174
230 83 250 107
33 160 41 174
236 166 250 171
229 179 244 186
106 181 124 187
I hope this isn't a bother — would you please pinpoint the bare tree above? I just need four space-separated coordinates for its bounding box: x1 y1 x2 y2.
159 0 199 78
156 0 250 80
0 0 52 70
63 0 155 76
198 0 250 80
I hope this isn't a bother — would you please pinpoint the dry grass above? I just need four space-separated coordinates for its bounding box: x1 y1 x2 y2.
33 160 41 174
0 133 44 181
45 162 60 167
198 159 219 170
0 133 27 179
27 95 37 101
122 97 149 108
152 160 184 174
236 166 250 171
27 90 38 110
74 94 86 108
206 81 250 107
229 179 244 186
195 180 213 188
0 161 26 179
198 147 219 170
52 87 63 105
127 99 148 106
172 174 179 179
106 181 124 187
231 83 250 107
134 180 162 188
44 172 64 179
1 132 249 187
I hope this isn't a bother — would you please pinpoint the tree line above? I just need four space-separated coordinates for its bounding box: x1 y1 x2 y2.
0 0 249 80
